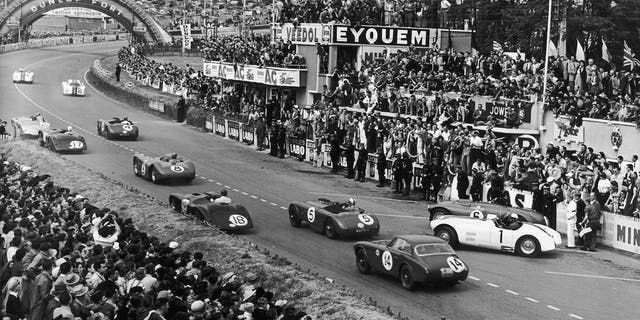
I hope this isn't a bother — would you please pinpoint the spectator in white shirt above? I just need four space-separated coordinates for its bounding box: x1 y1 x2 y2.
565 193 579 248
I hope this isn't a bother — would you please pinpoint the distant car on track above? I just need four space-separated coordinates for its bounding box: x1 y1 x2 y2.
97 117 139 140
61 79 86 96
13 69 34 83
133 152 195 183
427 200 548 226
11 114 50 136
169 191 253 231
430 215 562 257
353 235 468 290
38 126 87 153
288 198 379 239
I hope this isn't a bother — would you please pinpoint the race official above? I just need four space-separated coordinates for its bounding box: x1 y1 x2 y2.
355 143 368 182
431 158 443 202
565 193 579 248
277 122 286 159
344 144 355 179
269 121 278 157
581 193 602 251
420 160 433 201
401 153 413 195
330 135 341 173
393 158 403 194
376 149 387 187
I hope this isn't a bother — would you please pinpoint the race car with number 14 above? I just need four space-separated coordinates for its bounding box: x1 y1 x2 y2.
288 198 379 239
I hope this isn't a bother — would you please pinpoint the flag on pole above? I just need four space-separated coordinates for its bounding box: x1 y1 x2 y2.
492 41 503 53
601 39 611 63
623 40 640 70
576 39 585 62
548 39 558 57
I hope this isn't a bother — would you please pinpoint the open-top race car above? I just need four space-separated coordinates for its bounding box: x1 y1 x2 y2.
133 152 196 183
61 79 86 96
430 214 562 258
38 126 87 153
13 68 34 83
169 191 253 231
288 198 380 239
11 113 50 137
97 117 139 140
353 235 468 290
427 200 548 226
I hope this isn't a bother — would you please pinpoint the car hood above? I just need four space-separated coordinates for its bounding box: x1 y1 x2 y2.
331 211 379 228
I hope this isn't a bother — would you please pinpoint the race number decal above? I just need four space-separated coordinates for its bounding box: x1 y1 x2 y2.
122 124 133 131
307 207 316 223
446 257 466 273
358 214 374 225
381 251 393 271
170 165 185 173
69 141 84 149
470 210 484 219
141 164 146 175
228 214 248 227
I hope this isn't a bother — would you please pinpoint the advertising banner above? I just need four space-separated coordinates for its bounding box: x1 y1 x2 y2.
214 118 226 136
368 154 378 179
553 122 585 143
485 101 533 124
333 25 437 48
278 23 332 45
203 61 305 87
227 121 240 141
241 125 255 145
289 137 307 159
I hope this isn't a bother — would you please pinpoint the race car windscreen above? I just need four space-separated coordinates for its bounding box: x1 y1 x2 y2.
414 243 455 256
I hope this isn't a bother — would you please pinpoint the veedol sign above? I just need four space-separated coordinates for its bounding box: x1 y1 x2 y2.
29 0 124 16
333 25 437 47
279 23 331 45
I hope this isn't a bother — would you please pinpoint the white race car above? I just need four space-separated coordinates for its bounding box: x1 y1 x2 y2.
62 79 86 96
13 69 34 84
11 114 50 136
430 215 562 257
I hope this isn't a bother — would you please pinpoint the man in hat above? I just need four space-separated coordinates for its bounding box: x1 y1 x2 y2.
30 259 54 320
70 286 91 319
43 283 67 320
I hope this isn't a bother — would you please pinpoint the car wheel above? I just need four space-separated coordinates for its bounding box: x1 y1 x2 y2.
288 205 302 227
516 236 541 258
399 265 416 290
133 160 141 176
170 198 180 211
38 133 45 147
105 128 113 140
150 167 159 184
435 226 459 248
324 220 338 239
96 124 102 136
48 139 57 152
430 208 449 221
355 248 371 274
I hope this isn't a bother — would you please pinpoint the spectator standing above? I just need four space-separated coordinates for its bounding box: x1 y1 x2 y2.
376 149 387 187
401 153 413 196
345 144 355 179
355 143 368 182
565 192 580 248
256 113 266 151
115 63 122 82
420 160 433 201
29 260 53 320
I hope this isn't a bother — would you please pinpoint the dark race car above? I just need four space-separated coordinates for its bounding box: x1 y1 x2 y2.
133 153 196 183
169 192 253 231
427 200 548 226
288 198 380 239
353 235 468 290
38 127 87 153
97 118 139 140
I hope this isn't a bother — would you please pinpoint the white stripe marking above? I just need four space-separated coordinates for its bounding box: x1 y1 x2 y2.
241 192 248 195
545 271 640 282
250 195 258 199
207 179 214 183
199 176 207 179
280 206 287 210
270 202 278 206
486 283 499 288
468 276 480 281
232 189 239 192
505 290 519 295
525 297 539 303
260 199 267 202
547 305 560 311
216 182 222 185
569 314 584 319
224 185 231 189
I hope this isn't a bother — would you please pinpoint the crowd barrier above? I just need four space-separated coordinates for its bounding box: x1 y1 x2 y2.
0 34 128 54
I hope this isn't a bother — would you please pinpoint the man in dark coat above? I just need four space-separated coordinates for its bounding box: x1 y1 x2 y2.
277 121 286 159
269 121 278 157
255 114 266 151
355 143 368 182
344 144 355 179
376 149 387 187
430 158 443 202
401 153 413 195
393 158 403 193
420 160 433 200
330 135 341 173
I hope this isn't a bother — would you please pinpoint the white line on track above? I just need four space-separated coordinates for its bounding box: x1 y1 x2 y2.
486 283 499 288
241 192 248 195
505 290 519 295
224 185 231 189
250 195 258 199
525 297 539 303
545 271 640 282
270 202 278 206
207 179 214 183
260 199 267 202
309 192 421 203
546 305 560 311
468 276 480 281
232 189 239 192
569 313 584 319
216 182 222 185
280 206 287 210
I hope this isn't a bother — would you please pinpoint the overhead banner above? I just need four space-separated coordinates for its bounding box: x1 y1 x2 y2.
278 23 332 45
180 23 192 49
203 61 305 87
333 25 437 47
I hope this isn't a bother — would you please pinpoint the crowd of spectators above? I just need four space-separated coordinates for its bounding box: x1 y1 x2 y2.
200 34 305 68
0 30 122 46
0 154 311 319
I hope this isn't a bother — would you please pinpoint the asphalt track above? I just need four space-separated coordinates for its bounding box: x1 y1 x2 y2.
1 42 639 320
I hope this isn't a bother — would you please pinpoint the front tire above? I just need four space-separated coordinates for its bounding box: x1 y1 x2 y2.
355 249 371 274
399 265 416 290
435 226 459 248
430 208 449 221
516 236 541 257
324 220 338 239
289 206 302 227
150 167 159 184
133 160 141 176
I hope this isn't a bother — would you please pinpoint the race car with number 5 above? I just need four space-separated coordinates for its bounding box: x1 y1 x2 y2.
132 153 196 183
169 191 253 231
288 198 379 239
353 235 468 290
97 117 139 140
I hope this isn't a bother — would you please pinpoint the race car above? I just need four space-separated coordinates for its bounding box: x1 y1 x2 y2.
38 127 87 153
169 192 253 231
133 152 196 183
97 117 139 140
62 79 86 96
427 200 548 226
288 198 379 239
430 214 562 258
353 235 468 290
11 114 50 136
13 68 34 83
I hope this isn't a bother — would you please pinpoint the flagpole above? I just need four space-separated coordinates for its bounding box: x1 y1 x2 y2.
541 0 553 109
